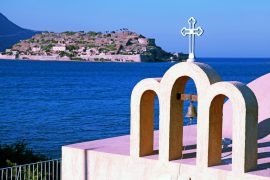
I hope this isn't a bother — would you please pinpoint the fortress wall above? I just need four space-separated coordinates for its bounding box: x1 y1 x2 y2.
0 54 16 59
81 54 148 62
0 54 153 62
19 55 70 61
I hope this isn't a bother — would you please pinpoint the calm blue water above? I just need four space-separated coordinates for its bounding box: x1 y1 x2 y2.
0 58 270 158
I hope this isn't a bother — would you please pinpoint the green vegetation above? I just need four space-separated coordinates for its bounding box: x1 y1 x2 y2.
59 51 69 57
76 40 86 44
87 44 96 48
6 52 13 55
120 52 129 55
98 47 109 53
40 39 52 44
94 58 111 62
28 39 35 43
126 40 133 46
106 44 117 51
139 34 145 38
51 39 58 44
41 44 53 52
59 51 75 58
64 31 76 36
66 45 79 51
87 31 98 36
0 142 60 180
0 141 48 168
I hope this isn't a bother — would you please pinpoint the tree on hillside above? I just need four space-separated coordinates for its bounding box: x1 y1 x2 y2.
66 45 79 51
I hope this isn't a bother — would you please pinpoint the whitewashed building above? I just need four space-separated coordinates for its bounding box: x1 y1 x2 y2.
32 47 41 52
52 45 66 52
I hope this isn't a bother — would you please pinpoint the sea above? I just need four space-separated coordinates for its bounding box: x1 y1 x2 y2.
0 58 270 158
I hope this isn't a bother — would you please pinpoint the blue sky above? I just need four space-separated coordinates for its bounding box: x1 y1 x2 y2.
1 0 270 57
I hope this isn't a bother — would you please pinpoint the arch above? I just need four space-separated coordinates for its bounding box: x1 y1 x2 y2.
159 62 221 161
130 62 258 174
202 82 258 173
130 78 160 158
208 94 225 167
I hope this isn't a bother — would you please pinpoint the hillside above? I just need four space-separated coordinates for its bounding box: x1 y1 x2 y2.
6 31 177 62
0 13 41 52
0 13 187 62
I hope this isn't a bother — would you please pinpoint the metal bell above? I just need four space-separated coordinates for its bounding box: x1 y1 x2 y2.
185 101 197 123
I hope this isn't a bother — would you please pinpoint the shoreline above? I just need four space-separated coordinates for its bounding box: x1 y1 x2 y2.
0 53 179 63
0 58 174 63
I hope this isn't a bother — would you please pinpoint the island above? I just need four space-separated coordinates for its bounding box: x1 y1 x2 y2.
0 30 187 62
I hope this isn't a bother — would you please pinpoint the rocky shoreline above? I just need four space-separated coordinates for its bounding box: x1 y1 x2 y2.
0 54 174 62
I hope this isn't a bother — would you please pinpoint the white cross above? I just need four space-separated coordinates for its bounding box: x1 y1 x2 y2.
181 17 203 62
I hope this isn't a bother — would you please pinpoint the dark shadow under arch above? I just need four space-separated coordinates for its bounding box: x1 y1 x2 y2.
208 94 226 166
258 118 270 139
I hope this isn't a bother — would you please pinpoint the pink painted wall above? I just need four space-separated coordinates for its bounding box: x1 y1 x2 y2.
223 73 270 140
